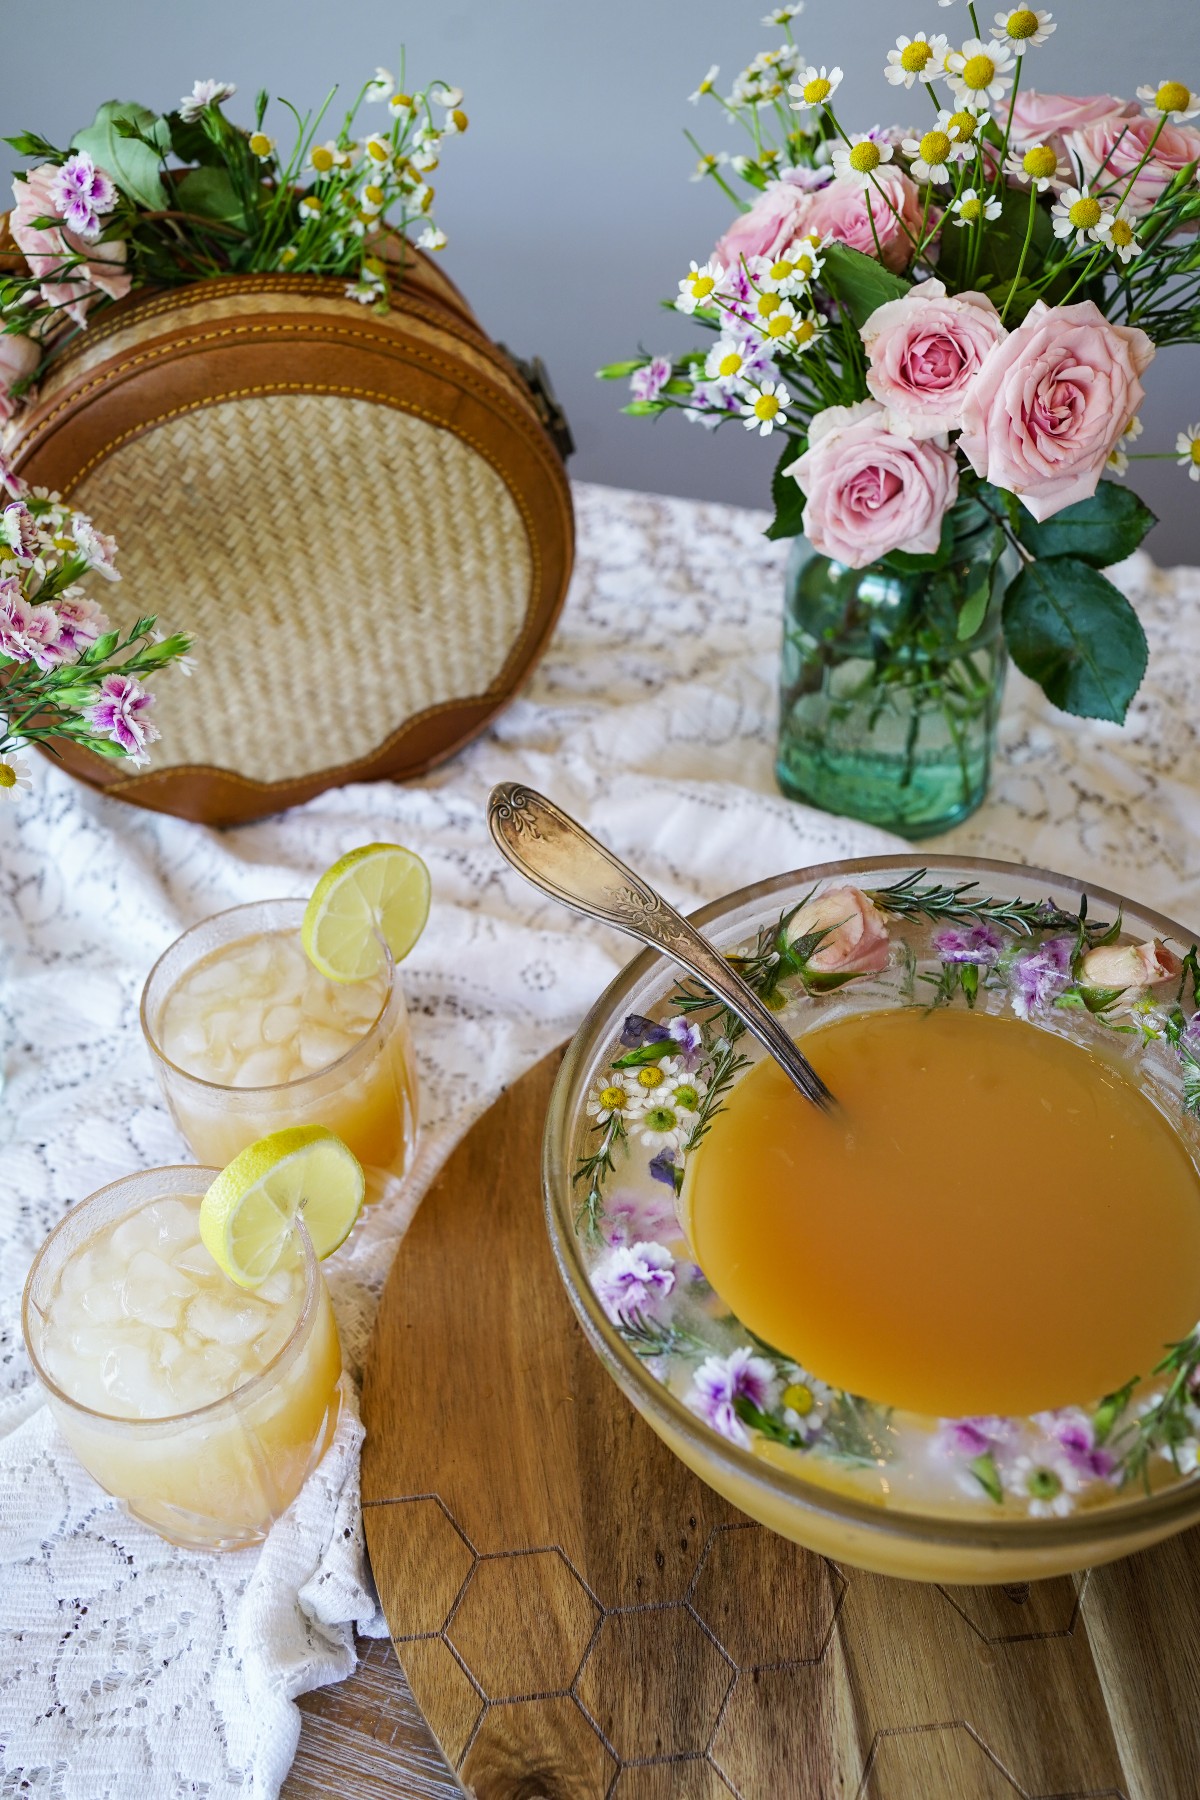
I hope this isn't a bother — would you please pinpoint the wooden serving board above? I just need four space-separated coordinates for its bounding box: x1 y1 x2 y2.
360 1049 1200 1800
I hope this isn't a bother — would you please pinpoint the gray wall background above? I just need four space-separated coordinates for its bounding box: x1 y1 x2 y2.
1 0 1195 560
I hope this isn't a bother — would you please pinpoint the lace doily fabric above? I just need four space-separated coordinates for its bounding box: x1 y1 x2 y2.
0 481 1189 1797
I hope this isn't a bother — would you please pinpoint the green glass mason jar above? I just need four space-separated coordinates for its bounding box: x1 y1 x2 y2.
775 502 1017 838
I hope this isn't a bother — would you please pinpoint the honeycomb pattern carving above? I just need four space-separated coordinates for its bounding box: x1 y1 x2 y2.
576 1606 733 1759
690 1523 845 1668
937 1574 1087 1644
449 1548 601 1700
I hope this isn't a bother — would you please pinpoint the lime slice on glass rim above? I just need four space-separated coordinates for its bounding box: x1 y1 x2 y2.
301 843 431 984
199 1125 365 1289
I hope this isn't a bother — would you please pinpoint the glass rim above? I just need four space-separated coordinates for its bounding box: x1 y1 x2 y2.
543 851 1200 1557
139 897 396 1097
22 1163 322 1430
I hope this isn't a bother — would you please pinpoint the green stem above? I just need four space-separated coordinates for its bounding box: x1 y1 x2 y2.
1001 186 1039 322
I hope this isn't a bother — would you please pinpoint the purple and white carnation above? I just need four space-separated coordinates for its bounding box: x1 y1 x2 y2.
592 1240 676 1323
602 1189 680 1247
49 154 117 241
684 381 744 428
1033 1409 1118 1483
686 1345 776 1447
180 79 237 122
779 163 835 191
0 452 26 500
1011 936 1074 1019
85 672 159 763
72 516 120 579
932 1415 1016 1460
932 922 1005 966
630 356 672 404
53 592 110 658
0 501 38 563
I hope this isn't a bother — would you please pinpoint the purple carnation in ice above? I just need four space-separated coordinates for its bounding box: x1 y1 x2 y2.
592 1240 675 1323
686 1346 775 1448
932 1415 1016 1460
602 1190 679 1248
932 922 1005 966
1035 1409 1118 1483
1011 936 1074 1019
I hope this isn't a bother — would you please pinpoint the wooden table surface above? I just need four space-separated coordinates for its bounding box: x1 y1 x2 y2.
286 1639 459 1799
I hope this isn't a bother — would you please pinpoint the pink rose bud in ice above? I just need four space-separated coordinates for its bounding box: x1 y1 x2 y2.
1079 940 1179 997
861 279 1008 439
785 399 959 569
957 300 1154 522
786 886 891 974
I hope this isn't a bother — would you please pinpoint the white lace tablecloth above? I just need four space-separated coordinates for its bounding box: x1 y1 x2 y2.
0 481 1195 1798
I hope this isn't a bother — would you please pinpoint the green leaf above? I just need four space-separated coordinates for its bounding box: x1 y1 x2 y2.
4 131 64 159
174 166 247 228
955 575 992 642
820 241 910 327
72 102 168 211
968 1451 1003 1504
1002 557 1148 722
764 438 806 541
167 110 223 165
621 400 665 416
596 359 645 379
1014 481 1158 567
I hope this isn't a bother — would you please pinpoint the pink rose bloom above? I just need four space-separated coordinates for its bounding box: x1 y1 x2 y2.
0 331 40 423
714 180 817 272
1008 91 1132 153
10 165 130 327
861 279 1008 438
958 300 1154 521
1066 115 1200 217
785 399 959 569
786 885 891 974
1079 940 1179 997
805 167 927 274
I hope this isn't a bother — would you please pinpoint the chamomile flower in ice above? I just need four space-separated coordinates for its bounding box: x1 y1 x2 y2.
991 8 1056 53
1106 415 1143 477
903 123 961 184
789 64 843 113
689 64 720 104
638 1104 690 1152
1177 424 1200 483
1107 206 1144 265
951 187 1002 226
1004 141 1064 191
677 260 725 314
742 379 792 435
365 67 394 101
1051 183 1114 250
1136 80 1200 123
885 33 948 89
587 1080 636 1126
945 38 1015 107
830 134 894 187
780 1373 832 1441
0 755 32 799
1010 1453 1079 1518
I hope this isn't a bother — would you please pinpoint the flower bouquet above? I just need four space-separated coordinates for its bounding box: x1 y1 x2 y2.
602 1 1200 836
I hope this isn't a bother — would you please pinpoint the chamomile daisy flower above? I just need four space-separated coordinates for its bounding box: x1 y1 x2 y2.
788 311 826 353
1051 183 1114 250
945 38 1015 107
308 139 351 177
365 66 394 101
1106 415 1143 476
430 83 463 108
248 132 276 161
758 296 802 341
884 33 948 89
951 187 1002 226
1136 80 1200 123
587 1080 636 1125
1004 141 1065 191
0 755 32 799
705 335 755 388
902 122 962 184
1107 206 1143 265
1177 424 1200 482
689 64 720 104
789 64 843 113
417 225 448 251
762 4 804 25
743 380 792 435
991 8 1056 53
942 106 990 153
676 260 725 314
830 134 895 187
297 194 322 221
690 150 731 182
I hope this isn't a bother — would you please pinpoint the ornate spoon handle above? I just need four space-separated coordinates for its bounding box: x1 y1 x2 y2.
487 783 834 1112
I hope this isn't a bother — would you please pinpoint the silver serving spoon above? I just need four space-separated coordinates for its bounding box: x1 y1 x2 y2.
487 782 834 1112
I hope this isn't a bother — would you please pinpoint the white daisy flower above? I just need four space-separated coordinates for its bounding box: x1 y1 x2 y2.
1107 205 1144 265
951 187 1003 226
388 91 415 117
1010 1453 1079 1518
247 132 276 162
768 240 825 292
179 79 236 122
690 150 731 182
308 139 352 177
365 67 395 102
884 33 949 88
637 1103 689 1152
361 132 393 167
705 336 754 387
1136 80 1200 123
743 379 792 436
359 181 387 216
443 107 469 136
758 296 803 343
1004 141 1065 191
789 64 844 113
622 1057 684 1112
780 1373 833 1442
430 83 463 108
655 1070 706 1117
689 63 721 103
0 755 32 800
1177 1438 1200 1473
788 311 826 354
1177 424 1200 483
944 38 1015 107
940 105 991 155
1051 183 1115 250
830 134 894 188
902 122 961 184
1106 414 1143 477
762 4 803 24
676 259 725 314
587 1079 637 1126
297 195 322 221
991 7 1056 53
345 275 383 305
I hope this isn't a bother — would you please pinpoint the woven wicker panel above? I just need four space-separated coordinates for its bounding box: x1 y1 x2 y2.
72 393 532 782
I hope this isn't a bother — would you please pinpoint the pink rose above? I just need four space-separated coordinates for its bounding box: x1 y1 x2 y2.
10 164 130 327
958 301 1153 521
785 399 959 569
787 886 891 975
1008 91 1133 154
1066 115 1200 217
861 279 1007 438
805 167 928 274
714 180 816 272
1079 939 1179 998
0 331 40 422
